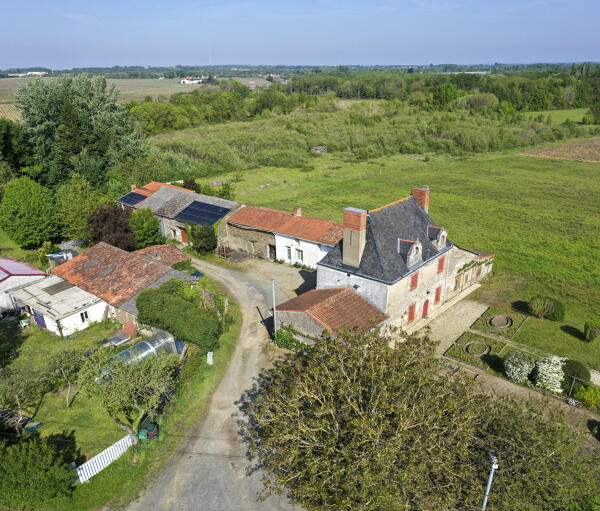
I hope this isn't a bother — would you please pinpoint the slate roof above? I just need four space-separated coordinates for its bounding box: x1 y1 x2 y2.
0 257 46 283
276 288 387 332
133 245 190 266
134 186 239 221
318 196 452 284
52 242 194 308
228 206 344 246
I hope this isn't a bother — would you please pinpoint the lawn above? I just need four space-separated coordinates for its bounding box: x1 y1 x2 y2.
47 275 242 511
1 320 124 458
0 229 40 268
205 151 600 324
527 108 591 124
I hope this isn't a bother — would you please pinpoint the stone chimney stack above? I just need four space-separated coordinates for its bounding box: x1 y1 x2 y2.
411 186 430 213
131 184 137 192
342 208 367 268
293 206 302 217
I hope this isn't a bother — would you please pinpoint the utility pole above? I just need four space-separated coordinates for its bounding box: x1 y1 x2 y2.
482 454 499 510
272 278 277 334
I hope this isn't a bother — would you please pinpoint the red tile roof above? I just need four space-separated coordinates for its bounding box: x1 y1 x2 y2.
228 206 343 246
140 181 193 194
0 257 45 283
133 245 190 266
52 242 171 307
276 288 387 333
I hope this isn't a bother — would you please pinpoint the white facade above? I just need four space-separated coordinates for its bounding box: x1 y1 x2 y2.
1 275 47 313
10 275 109 336
275 234 333 269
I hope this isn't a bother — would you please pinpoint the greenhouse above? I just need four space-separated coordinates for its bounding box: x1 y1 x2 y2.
112 330 184 365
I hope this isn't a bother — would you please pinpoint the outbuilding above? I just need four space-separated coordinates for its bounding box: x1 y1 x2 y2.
0 257 47 313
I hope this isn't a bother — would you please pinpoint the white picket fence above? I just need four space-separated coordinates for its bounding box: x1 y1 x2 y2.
76 434 134 483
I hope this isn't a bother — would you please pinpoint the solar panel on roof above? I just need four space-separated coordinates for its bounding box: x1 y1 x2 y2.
174 201 231 226
117 192 147 207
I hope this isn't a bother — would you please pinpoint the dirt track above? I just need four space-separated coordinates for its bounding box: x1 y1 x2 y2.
521 137 600 162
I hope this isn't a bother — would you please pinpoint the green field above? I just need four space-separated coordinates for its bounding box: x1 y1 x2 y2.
203 150 600 365
528 108 590 124
0 229 40 267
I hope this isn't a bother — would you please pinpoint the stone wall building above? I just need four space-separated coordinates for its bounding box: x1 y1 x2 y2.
316 187 493 329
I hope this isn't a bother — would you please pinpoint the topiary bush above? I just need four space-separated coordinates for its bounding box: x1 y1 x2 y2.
502 350 536 383
584 320 600 343
528 295 565 321
561 359 591 395
532 356 564 394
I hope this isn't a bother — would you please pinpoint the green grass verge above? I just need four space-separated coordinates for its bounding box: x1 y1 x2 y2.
0 229 41 268
527 108 590 124
47 279 242 510
446 332 506 373
513 317 600 369
471 306 528 339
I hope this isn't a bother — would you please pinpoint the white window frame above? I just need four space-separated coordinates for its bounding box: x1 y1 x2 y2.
80 310 89 323
295 248 303 262
286 246 292 261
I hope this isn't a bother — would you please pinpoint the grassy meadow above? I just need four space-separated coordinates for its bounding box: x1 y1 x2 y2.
527 107 590 124
202 149 600 365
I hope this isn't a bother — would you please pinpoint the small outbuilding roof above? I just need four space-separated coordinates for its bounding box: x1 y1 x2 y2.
0 257 46 283
52 242 194 308
133 245 190 266
275 288 387 333
10 275 103 320
116 181 194 208
228 206 343 246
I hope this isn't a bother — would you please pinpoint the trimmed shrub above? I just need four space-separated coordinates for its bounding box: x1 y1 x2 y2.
562 359 591 394
584 320 600 342
532 356 564 394
171 259 192 272
274 329 311 352
574 384 600 411
528 296 554 318
502 350 536 383
547 299 566 321
528 295 565 321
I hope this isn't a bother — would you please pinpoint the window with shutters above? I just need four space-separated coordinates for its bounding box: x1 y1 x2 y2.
410 272 419 291
408 304 416 323
437 255 445 274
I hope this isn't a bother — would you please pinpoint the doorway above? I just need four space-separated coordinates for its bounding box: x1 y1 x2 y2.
268 244 276 259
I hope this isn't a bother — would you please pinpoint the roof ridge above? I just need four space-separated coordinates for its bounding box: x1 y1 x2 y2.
368 196 410 213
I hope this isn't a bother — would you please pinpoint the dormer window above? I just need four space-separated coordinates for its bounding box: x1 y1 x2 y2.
407 240 422 267
427 225 447 250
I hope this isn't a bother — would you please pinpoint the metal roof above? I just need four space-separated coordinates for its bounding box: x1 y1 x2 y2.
0 257 45 283
10 275 103 320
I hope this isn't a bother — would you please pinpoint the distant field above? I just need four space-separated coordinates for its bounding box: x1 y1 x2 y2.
527 108 589 124
522 137 600 162
0 76 269 104
204 151 600 336
0 101 20 120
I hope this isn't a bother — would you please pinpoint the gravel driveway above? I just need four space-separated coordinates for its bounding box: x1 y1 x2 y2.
127 259 301 511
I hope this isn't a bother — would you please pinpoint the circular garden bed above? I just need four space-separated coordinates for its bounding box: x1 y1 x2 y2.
489 314 513 330
466 340 491 357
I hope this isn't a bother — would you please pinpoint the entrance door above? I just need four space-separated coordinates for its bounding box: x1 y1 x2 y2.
32 308 46 328
268 244 276 259
422 299 429 319
180 228 188 244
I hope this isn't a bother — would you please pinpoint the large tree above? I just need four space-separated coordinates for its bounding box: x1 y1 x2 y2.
0 176 59 248
87 203 134 250
130 207 165 249
57 173 109 240
242 330 600 510
14 74 136 187
79 350 179 441
46 348 85 409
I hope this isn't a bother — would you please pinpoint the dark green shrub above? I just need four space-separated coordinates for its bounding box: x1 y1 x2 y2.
562 359 591 395
547 299 566 321
0 437 72 510
584 320 600 342
528 295 565 321
188 223 217 254
171 259 192 272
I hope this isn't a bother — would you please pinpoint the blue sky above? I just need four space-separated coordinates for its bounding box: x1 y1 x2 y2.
2 0 599 68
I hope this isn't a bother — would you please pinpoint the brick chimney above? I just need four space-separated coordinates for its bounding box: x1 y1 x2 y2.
342 208 367 268
411 186 430 213
293 206 302 217
131 184 137 192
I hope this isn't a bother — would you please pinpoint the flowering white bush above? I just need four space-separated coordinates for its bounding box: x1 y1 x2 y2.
503 350 536 383
533 356 564 394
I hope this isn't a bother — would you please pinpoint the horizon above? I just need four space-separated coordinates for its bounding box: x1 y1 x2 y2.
2 0 599 69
